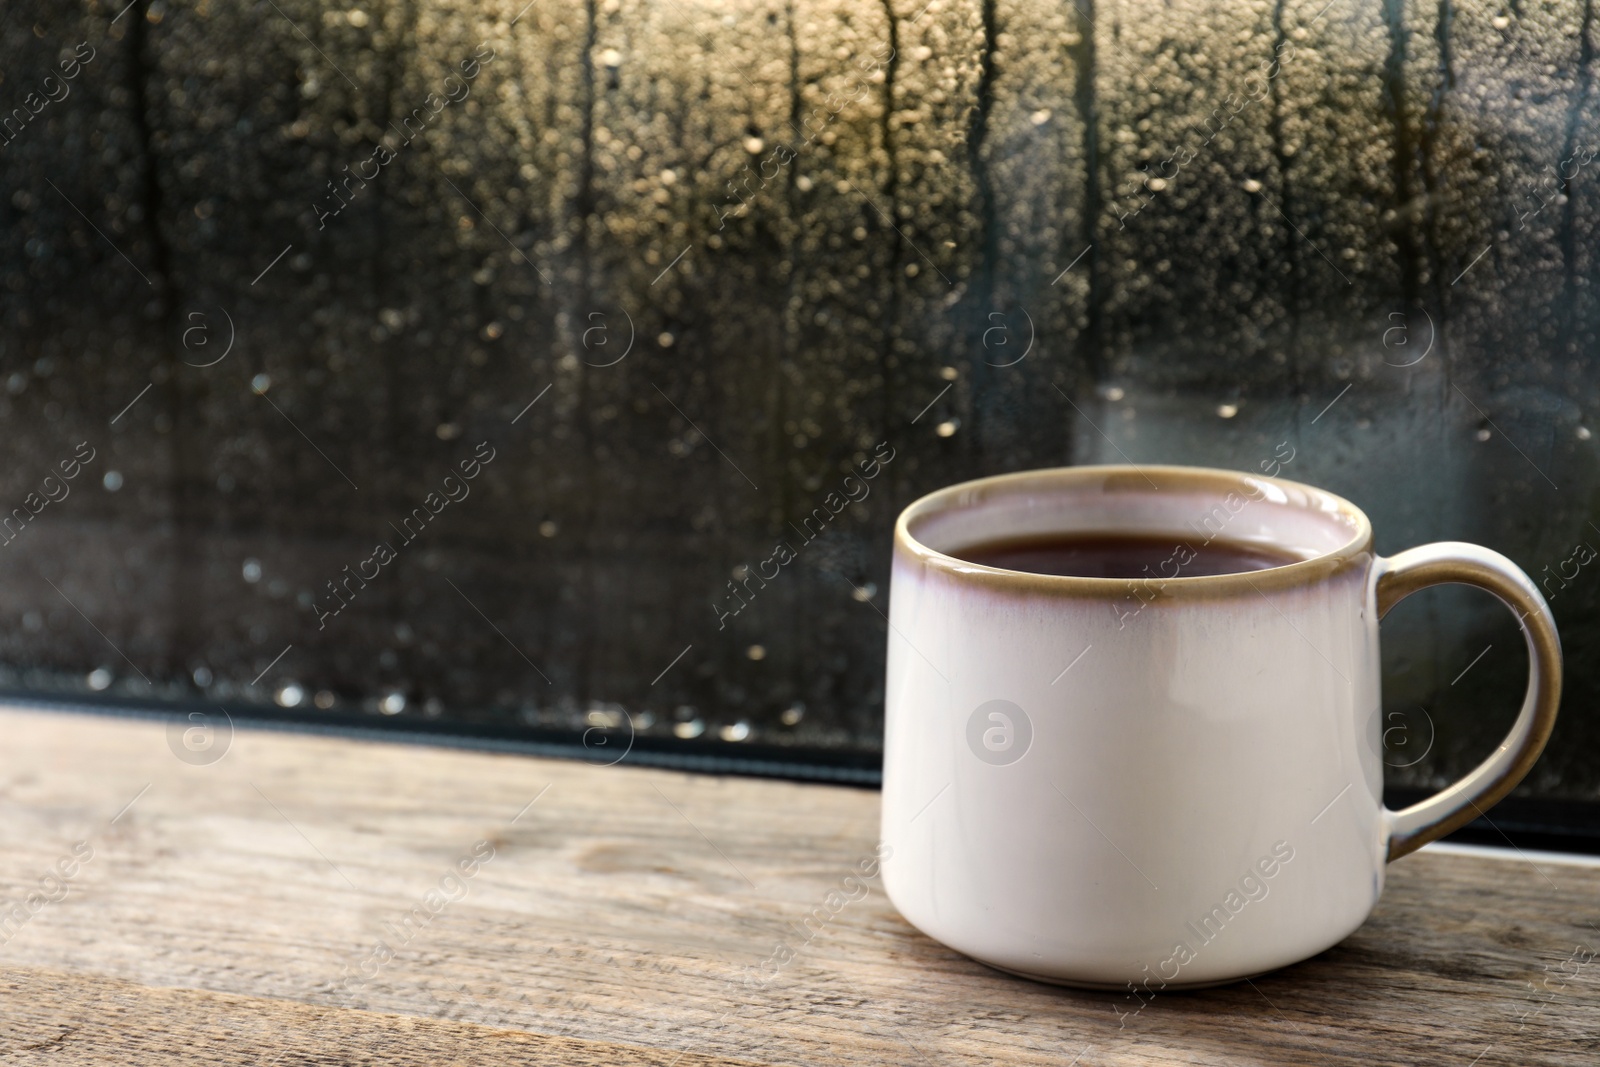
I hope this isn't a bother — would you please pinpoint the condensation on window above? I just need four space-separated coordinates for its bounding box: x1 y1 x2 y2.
0 0 1594 795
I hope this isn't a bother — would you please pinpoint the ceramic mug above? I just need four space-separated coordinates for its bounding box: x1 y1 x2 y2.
879 465 1561 989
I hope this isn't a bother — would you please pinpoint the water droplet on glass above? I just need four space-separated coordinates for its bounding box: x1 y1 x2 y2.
719 721 751 742
251 373 271 394
587 707 624 729
276 683 304 708
781 703 805 726
747 644 766 661
852 582 876 602
1217 403 1239 419
673 718 705 739
87 667 112 691
936 419 958 438
242 558 262 583
380 692 406 715
102 470 123 491
314 690 336 710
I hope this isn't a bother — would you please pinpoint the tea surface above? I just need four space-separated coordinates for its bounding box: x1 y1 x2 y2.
952 532 1304 579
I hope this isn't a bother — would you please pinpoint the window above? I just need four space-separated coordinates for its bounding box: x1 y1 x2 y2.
3 2 1595 838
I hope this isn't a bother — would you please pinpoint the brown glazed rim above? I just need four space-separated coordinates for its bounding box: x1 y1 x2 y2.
894 464 1375 597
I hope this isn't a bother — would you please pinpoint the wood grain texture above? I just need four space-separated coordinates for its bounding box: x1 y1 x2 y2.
0 705 1596 1066
0 966 771 1066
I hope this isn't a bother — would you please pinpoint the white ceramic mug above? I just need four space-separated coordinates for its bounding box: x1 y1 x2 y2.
879 465 1561 989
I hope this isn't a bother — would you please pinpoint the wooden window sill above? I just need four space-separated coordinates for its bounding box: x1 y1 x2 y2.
0 706 1594 1065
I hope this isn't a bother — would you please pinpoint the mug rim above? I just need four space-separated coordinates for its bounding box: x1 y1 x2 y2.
893 464 1375 595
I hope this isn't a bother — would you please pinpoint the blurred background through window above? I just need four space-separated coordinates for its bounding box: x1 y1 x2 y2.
0 0 1595 805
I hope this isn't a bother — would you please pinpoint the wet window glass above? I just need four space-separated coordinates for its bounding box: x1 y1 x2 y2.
1 1 1596 808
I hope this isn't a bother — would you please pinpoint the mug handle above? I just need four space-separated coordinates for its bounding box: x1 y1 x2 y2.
1375 542 1563 861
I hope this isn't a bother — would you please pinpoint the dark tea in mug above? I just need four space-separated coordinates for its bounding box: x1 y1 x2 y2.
952 532 1306 579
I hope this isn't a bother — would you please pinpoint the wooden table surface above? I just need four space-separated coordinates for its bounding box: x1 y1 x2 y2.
0 705 1596 1066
